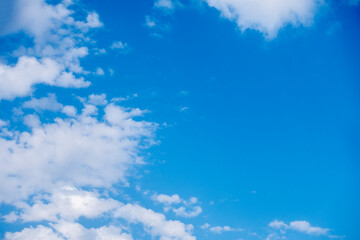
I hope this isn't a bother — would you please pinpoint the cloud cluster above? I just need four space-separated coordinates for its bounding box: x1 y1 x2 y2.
0 96 156 204
152 193 202 218
204 0 323 38
0 0 102 100
4 186 195 240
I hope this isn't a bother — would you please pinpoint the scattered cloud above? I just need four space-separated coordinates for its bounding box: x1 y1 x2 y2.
145 15 157 28
114 203 195 240
269 220 330 235
179 106 189 112
95 67 105 76
201 223 242 234
151 193 202 218
110 41 130 54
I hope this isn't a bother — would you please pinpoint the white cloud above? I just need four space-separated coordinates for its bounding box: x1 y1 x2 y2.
200 223 210 229
204 0 323 38
152 193 182 205
4 225 64 240
4 223 133 240
154 0 176 9
0 119 8 127
53 222 132 240
269 220 329 235
0 0 102 100
110 41 130 54
201 223 242 234
289 221 329 235
62 105 77 117
179 106 189 112
4 186 195 240
111 41 127 49
269 220 288 229
95 67 105 76
23 114 41 128
114 204 195 240
172 206 202 218
23 93 63 112
88 93 108 106
4 186 120 222
75 12 103 30
151 193 202 218
145 15 157 28
209 226 233 233
0 57 88 100
0 97 156 204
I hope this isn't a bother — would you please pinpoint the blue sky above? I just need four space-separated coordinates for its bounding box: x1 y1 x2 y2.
0 0 359 240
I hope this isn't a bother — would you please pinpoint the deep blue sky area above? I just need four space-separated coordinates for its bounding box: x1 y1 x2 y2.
0 0 359 240
79 1 360 237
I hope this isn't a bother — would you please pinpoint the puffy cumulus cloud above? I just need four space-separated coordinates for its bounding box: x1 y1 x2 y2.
23 93 63 112
0 0 102 100
0 97 156 204
114 204 195 240
269 219 329 235
0 57 89 100
204 0 324 38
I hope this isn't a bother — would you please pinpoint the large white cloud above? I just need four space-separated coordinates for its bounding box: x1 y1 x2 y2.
0 97 156 204
204 0 323 38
